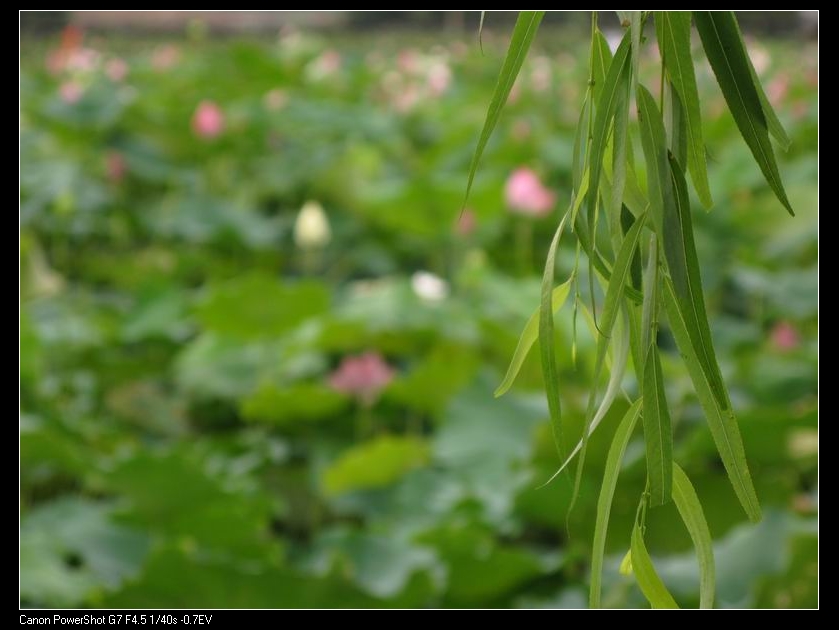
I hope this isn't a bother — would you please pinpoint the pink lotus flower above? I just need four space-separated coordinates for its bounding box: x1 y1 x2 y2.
454 208 477 236
106 58 129 82
329 352 395 406
59 81 83 104
152 44 180 72
426 60 451 96
397 49 420 74
767 73 790 107
505 167 556 217
105 151 126 183
263 88 288 112
191 101 224 139
771 321 800 352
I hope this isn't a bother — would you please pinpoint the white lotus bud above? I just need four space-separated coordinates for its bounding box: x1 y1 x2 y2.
294 200 331 249
411 271 449 303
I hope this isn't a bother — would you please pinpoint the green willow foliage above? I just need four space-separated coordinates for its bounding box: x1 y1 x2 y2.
466 11 794 609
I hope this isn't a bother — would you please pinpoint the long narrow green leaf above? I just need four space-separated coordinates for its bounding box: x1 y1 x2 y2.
463 11 544 206
572 97 591 192
694 11 794 216
495 278 573 397
672 463 716 609
590 399 642 608
564 213 645 497
622 159 650 219
640 234 659 354
636 85 670 236
587 32 632 237
541 303 629 487
627 298 645 382
745 49 791 150
573 211 643 305
663 279 761 522
629 11 642 92
591 30 613 106
664 82 688 170
590 212 646 384
656 11 713 207
621 205 642 291
609 76 632 255
631 523 680 608
540 211 571 454
663 153 727 410
642 345 673 507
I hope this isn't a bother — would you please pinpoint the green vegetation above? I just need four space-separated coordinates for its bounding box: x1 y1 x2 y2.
20 20 817 608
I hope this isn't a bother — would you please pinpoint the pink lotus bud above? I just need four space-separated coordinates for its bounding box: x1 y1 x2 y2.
329 352 395 407
106 58 129 82
504 167 556 217
191 100 224 139
770 321 800 352
59 81 83 104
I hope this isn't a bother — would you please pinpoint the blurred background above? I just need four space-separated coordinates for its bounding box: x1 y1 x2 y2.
20 11 817 608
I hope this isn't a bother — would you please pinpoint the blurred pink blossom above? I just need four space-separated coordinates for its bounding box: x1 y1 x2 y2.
792 100 809 120
455 208 477 237
106 58 129 82
105 151 126 183
307 49 341 81
505 167 556 217
771 321 800 352
329 352 395 406
426 60 452 96
511 119 531 142
59 81 83 104
263 88 288 111
392 83 421 113
507 78 522 105
530 56 551 93
191 101 224 139
152 44 180 71
46 25 84 74
397 49 420 74
767 73 790 107
65 48 100 72
747 41 771 75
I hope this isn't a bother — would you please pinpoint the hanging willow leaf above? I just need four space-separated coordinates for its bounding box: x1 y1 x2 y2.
563 213 645 498
629 11 643 92
590 399 642 608
663 153 727 410
631 522 680 608
656 11 713 207
662 279 761 522
621 205 642 291
463 11 544 206
636 85 670 236
672 463 716 609
591 30 613 106
495 278 573 397
573 211 643 305
540 211 571 454
587 32 631 239
642 344 673 507
541 302 629 488
609 78 632 256
640 234 659 354
693 11 794 216
589 212 646 393
664 82 688 172
572 97 591 192
746 51 791 150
